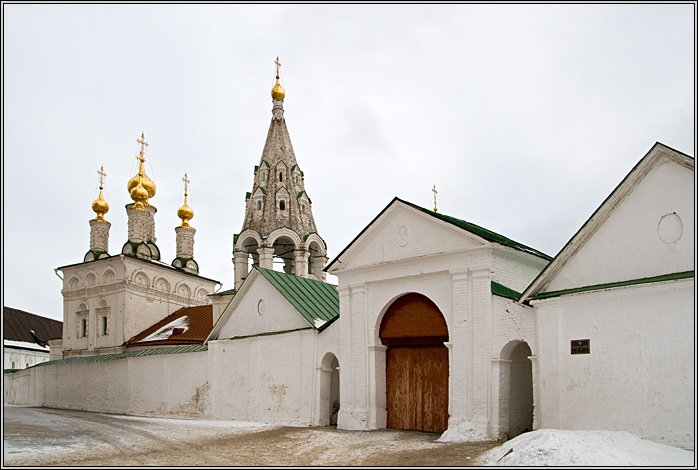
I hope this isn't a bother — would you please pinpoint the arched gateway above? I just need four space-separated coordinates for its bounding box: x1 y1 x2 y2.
379 293 449 432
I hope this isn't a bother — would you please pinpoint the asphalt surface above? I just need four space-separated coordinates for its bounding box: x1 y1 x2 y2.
3 405 499 466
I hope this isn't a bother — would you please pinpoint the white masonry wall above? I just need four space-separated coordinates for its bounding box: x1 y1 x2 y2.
534 278 694 450
5 322 341 427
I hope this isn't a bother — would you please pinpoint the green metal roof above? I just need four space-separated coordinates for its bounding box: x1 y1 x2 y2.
29 344 208 368
400 199 552 260
326 197 551 273
491 281 522 300
213 288 237 296
255 267 339 331
530 271 694 301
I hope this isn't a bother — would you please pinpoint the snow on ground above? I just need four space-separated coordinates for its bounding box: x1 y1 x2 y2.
475 429 695 467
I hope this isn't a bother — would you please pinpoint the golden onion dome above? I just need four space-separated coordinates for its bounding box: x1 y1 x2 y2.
91 189 110 221
130 180 149 209
271 77 285 100
127 168 156 199
178 199 194 228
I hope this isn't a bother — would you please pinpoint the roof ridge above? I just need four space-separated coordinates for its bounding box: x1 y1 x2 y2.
396 198 552 260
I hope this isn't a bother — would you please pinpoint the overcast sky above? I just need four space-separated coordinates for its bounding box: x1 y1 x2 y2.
3 3 695 321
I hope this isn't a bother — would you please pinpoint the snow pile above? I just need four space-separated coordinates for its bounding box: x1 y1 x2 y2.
476 429 694 467
437 420 489 443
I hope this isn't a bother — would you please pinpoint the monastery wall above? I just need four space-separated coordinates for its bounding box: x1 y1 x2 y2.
207 323 340 426
4 351 211 418
5 325 342 427
534 278 694 450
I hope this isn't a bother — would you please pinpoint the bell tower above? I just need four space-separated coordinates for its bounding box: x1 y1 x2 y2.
233 59 327 290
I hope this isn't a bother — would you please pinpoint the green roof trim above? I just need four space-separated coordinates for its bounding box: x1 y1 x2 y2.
291 164 297 171
213 288 237 296
530 271 694 301
400 199 552 260
297 191 306 199
31 345 208 368
230 327 313 341
254 165 259 174
245 192 251 200
263 160 270 168
233 233 239 245
255 267 339 331
491 281 522 300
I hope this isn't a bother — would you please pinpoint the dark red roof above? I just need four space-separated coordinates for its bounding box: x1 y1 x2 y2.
124 305 213 348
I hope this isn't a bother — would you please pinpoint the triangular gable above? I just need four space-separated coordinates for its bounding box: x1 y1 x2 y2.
207 267 339 341
520 142 694 303
326 197 550 273
255 268 339 331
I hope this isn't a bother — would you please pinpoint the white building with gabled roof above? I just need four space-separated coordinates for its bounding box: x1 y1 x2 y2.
520 142 694 449
325 196 552 437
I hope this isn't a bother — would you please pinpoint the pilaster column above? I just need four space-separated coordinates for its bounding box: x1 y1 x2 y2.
449 269 469 425
234 250 249 290
528 355 539 430
258 246 274 270
368 344 387 429
294 249 310 277
470 267 492 429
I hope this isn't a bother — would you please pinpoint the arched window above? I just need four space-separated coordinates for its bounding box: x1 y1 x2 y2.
101 315 108 335
81 318 88 338
257 200 262 211
279 171 284 182
279 200 286 211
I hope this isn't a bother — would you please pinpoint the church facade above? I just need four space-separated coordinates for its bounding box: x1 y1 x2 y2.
4 63 694 450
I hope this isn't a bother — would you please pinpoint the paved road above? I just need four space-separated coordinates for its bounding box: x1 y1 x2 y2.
3 405 498 466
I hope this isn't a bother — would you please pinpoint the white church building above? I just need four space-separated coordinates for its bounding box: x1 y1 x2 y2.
4 63 694 451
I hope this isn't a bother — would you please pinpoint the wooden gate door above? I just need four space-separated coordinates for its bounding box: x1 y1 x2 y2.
386 345 449 432
380 293 449 433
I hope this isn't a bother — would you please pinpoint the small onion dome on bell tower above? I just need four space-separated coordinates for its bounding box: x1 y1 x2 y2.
177 173 194 228
271 57 285 100
92 166 110 221
127 133 156 201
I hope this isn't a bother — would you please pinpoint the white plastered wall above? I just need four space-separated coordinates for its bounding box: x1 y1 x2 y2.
533 278 694 450
5 321 340 426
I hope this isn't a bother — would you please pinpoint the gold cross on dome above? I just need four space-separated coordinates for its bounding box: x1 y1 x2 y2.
275 57 282 78
137 132 149 161
182 173 190 196
97 166 107 189
432 185 439 212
